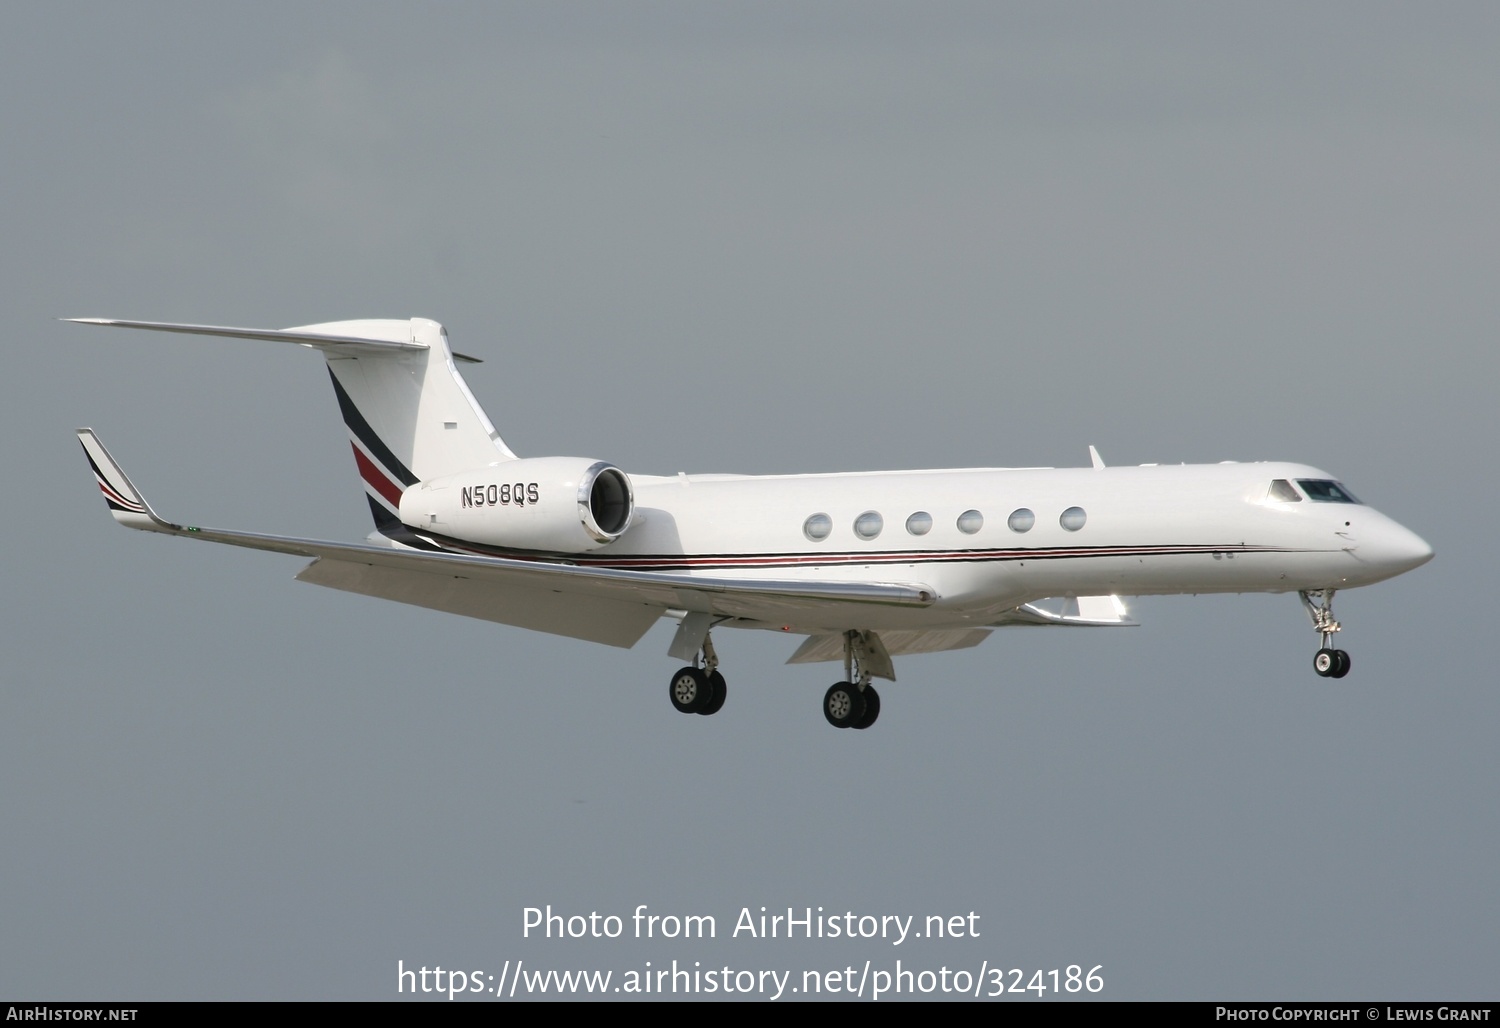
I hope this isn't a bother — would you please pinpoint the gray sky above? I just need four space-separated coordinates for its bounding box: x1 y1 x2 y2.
2 2 1495 1001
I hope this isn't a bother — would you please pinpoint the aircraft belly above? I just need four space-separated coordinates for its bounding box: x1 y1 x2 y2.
1082 549 1355 595
676 561 1027 633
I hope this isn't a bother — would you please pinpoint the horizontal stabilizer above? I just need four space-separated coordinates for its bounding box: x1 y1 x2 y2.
64 317 483 363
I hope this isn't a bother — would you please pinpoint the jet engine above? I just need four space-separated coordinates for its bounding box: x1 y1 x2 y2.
398 457 634 552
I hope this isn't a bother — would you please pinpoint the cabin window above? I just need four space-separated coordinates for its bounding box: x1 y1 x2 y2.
854 511 884 540
905 511 933 536
1297 479 1361 504
1007 508 1035 533
803 513 832 541
1060 506 1087 531
1267 479 1302 502
956 509 984 534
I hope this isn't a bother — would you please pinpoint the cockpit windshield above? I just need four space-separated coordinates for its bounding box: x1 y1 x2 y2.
1267 479 1302 502
1297 479 1361 504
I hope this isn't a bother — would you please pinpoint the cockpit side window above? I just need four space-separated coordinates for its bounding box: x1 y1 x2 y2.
1297 479 1362 504
1267 479 1302 502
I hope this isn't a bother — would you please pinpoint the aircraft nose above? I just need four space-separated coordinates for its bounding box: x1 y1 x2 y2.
1365 517 1434 576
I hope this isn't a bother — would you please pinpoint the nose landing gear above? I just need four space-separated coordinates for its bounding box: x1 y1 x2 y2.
1301 589 1351 678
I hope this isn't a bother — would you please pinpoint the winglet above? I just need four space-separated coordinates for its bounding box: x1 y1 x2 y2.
1089 445 1106 470
76 429 179 534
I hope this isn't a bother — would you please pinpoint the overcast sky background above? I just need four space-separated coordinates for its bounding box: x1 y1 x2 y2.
2 2 1495 1001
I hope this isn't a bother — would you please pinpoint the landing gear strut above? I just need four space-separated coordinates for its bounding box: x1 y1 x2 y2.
824 630 881 729
668 631 727 715
1300 589 1351 679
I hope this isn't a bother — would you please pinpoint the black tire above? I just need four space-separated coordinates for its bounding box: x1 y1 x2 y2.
1313 648 1339 678
853 685 881 729
823 681 866 728
699 671 728 715
1331 649 1351 679
669 667 710 713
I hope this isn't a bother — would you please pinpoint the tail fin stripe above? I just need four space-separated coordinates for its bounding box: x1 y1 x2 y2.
352 444 406 508
327 370 418 487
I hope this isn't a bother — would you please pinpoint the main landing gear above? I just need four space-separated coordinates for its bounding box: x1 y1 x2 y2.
668 632 727 716
1300 588 1351 679
824 630 881 730
665 623 883 728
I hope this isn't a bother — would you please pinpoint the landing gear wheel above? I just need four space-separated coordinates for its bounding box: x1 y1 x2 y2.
699 671 727 715
1314 648 1339 678
852 685 881 729
669 667 712 713
1331 649 1351 679
1302 590 1351 681
823 681 867 729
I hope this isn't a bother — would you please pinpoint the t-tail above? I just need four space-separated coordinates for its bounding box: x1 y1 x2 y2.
65 316 517 540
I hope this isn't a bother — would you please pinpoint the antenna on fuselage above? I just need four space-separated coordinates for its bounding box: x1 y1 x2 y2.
1088 445 1106 470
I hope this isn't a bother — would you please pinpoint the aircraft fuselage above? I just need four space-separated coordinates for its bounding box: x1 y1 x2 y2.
489 460 1435 634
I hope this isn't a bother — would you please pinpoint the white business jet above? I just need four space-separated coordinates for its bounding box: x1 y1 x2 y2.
71 317 1432 729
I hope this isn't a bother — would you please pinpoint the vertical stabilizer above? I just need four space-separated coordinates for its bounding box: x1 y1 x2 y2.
291 318 517 532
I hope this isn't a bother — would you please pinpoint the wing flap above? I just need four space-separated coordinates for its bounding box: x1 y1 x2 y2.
295 558 661 647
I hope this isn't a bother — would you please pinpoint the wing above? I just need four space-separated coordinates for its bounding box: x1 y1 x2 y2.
77 430 937 648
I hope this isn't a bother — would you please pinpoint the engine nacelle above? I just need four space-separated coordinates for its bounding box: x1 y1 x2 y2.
398 457 634 552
